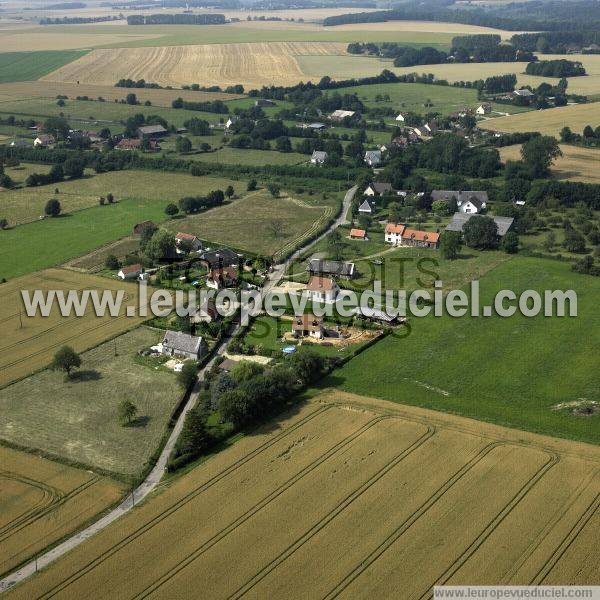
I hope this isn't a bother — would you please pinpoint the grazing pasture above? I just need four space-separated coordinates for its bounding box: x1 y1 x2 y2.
0 446 124 576
0 269 147 388
180 147 308 167
499 144 600 185
41 42 348 89
0 326 182 475
6 394 599 598
0 51 87 83
0 168 241 227
480 103 600 137
165 190 336 258
336 258 600 445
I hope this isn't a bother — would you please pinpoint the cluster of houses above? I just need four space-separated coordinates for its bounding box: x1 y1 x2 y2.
384 224 440 248
116 124 168 152
311 148 382 167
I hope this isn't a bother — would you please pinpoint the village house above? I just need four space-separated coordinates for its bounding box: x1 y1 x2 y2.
137 124 168 139
292 314 324 339
475 103 492 116
305 276 339 303
306 122 328 131
199 247 240 271
161 330 207 361
358 199 373 214
117 263 143 280
225 116 238 130
385 223 439 248
349 228 367 241
307 258 355 279
512 88 535 99
445 213 514 238
395 112 408 122
175 232 202 253
206 265 239 290
364 150 382 167
116 138 159 152
10 139 30 148
431 190 488 214
364 182 393 197
310 150 328 165
412 122 437 138
133 220 155 235
33 134 55 148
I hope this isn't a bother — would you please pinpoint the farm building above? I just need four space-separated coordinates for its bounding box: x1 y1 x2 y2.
358 199 373 214
137 124 168 139
311 150 328 165
513 88 535 98
307 259 355 279
384 224 440 248
476 103 492 115
117 263 143 280
292 314 324 339
431 190 488 214
33 134 55 148
329 109 358 122
352 306 403 325
350 228 367 240
162 330 206 361
255 99 276 107
445 213 515 237
175 232 202 253
116 138 160 152
306 123 328 131
305 276 339 303
364 150 382 167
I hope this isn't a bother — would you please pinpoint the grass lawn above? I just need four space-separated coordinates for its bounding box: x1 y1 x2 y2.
330 257 600 445
0 51 88 83
0 168 242 227
165 189 337 258
0 326 182 476
168 147 308 167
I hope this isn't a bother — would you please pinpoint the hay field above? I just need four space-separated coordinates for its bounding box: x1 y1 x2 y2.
0 81 243 106
499 144 600 184
7 392 600 599
164 189 334 258
0 326 182 475
480 103 600 136
41 41 347 88
0 446 124 577
0 268 146 388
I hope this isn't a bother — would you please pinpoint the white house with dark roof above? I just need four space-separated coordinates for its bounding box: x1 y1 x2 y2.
358 199 373 214
162 330 207 361
364 182 393 197
364 150 382 167
431 190 488 214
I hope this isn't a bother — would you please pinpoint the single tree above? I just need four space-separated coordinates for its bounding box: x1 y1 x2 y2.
165 203 179 218
118 399 138 426
178 361 198 390
463 216 499 250
44 198 61 217
106 193 115 204
440 231 462 259
50 346 81 379
267 183 280 198
502 230 519 254
175 136 192 153
225 185 235 199
176 408 210 455
144 229 176 262
105 254 120 270
247 179 257 192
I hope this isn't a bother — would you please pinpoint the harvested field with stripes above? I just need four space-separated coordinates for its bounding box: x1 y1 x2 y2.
0 268 145 388
7 391 599 598
0 446 124 577
40 41 347 89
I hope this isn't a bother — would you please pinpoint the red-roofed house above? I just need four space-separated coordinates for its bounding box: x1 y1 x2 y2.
207 266 239 290
305 276 339 303
117 263 143 280
401 228 440 248
175 232 202 253
349 228 367 240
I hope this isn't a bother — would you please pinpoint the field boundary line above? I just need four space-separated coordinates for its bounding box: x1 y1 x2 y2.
531 491 600 585
322 441 510 600
420 451 560 596
228 423 436 600
499 466 600 584
33 405 332 599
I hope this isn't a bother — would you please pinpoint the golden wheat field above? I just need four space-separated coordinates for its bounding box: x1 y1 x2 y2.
0 445 124 577
480 103 600 136
7 391 599 599
500 144 600 185
0 269 146 388
40 41 347 89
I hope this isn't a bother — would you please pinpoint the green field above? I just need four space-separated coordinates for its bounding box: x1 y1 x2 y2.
334 81 532 116
0 51 88 83
173 147 308 167
0 327 182 476
164 189 337 258
0 168 241 227
331 257 600 444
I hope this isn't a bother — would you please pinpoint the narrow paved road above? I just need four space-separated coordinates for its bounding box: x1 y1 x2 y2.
0 184 358 594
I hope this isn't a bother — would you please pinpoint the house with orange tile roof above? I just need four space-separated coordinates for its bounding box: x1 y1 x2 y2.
349 228 367 240
305 276 339 303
